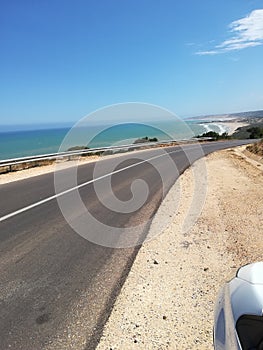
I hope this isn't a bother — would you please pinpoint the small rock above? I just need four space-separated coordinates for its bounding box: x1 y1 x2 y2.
204 267 209 272
153 259 159 265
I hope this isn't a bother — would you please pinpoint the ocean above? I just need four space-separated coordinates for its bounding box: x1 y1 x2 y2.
0 120 224 161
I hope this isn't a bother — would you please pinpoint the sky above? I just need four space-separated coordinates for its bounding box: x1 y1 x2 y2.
0 0 263 126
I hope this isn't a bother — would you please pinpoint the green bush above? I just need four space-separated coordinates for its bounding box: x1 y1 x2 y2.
133 136 158 144
67 145 89 151
197 131 230 141
247 127 263 139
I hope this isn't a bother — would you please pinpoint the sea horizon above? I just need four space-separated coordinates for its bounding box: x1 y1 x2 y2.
0 120 227 161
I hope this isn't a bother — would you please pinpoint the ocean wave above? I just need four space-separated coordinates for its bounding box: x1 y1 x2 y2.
199 123 229 135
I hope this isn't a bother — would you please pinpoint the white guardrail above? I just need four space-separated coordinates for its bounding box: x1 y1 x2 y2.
1 139 197 173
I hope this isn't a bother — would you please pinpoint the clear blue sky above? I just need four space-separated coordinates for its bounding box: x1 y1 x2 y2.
1 0 263 125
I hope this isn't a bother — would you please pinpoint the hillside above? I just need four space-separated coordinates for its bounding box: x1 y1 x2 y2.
246 139 263 157
189 109 263 122
232 123 263 139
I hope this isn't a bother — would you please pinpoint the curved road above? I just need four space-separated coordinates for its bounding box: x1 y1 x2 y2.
0 140 253 349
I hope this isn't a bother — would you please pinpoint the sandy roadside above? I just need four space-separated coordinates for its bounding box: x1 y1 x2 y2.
0 155 100 185
96 146 263 350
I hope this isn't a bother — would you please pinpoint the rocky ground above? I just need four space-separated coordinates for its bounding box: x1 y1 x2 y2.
96 145 263 350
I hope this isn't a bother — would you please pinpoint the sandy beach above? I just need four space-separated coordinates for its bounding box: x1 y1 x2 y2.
96 145 263 350
213 121 249 135
199 121 249 136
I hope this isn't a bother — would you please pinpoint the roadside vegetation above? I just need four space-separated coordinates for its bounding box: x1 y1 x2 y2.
67 145 105 157
246 127 263 139
197 131 230 141
67 145 89 151
246 139 263 156
133 136 158 144
233 123 263 139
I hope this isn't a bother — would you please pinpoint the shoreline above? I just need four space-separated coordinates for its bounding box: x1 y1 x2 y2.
198 121 249 135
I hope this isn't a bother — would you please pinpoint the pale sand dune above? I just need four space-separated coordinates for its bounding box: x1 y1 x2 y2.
200 121 249 135
215 121 249 135
96 147 263 350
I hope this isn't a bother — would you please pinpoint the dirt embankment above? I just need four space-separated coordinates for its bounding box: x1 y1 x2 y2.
96 146 263 350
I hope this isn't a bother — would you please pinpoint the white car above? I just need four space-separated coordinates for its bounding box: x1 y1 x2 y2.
214 262 263 350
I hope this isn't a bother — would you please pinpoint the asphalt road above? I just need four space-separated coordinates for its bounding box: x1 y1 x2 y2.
0 140 253 349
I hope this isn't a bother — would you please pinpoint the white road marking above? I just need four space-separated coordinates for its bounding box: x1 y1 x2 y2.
0 146 201 223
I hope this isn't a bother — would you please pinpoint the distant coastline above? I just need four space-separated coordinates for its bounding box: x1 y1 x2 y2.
197 121 249 136
0 121 203 160
1 109 262 161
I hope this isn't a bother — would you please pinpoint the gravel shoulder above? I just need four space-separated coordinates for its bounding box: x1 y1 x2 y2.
96 146 263 350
